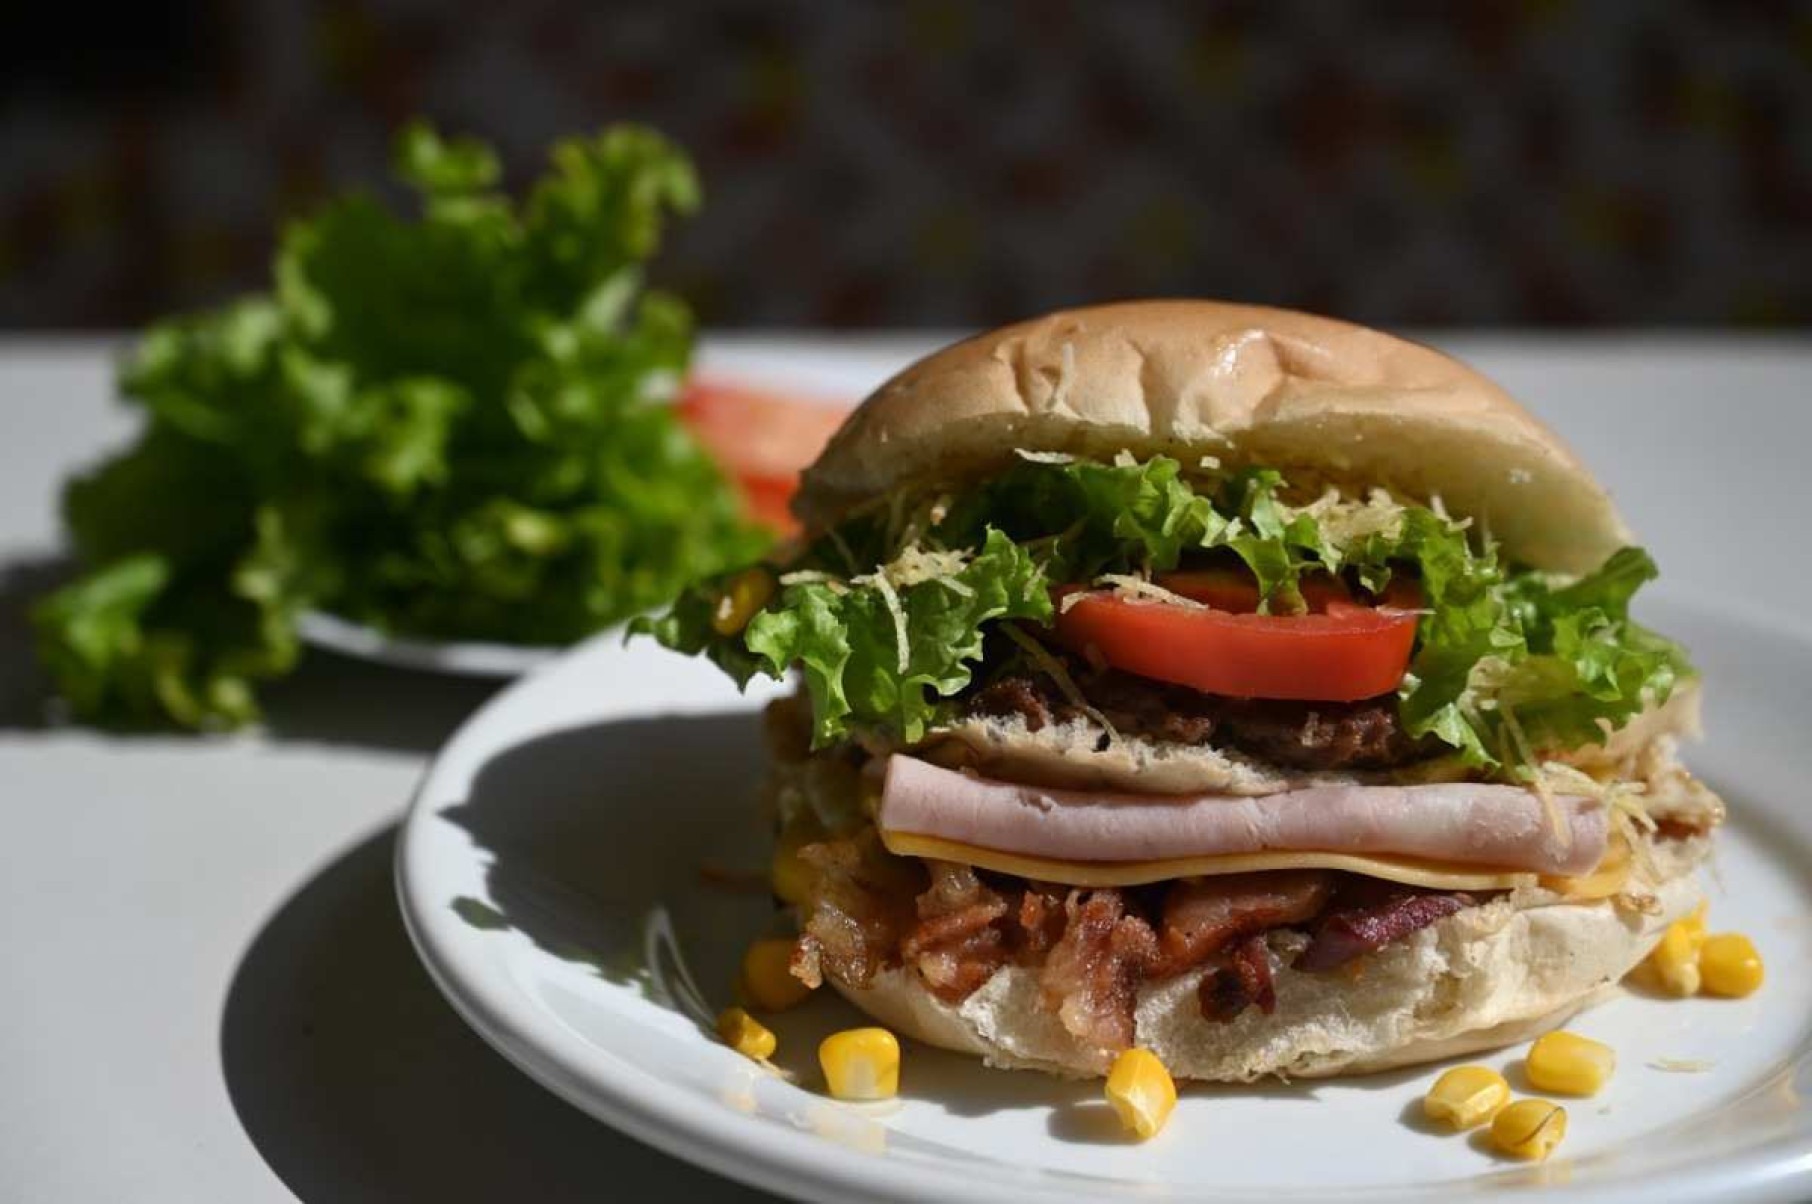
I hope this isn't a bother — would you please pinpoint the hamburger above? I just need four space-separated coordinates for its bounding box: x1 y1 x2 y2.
647 300 1722 1081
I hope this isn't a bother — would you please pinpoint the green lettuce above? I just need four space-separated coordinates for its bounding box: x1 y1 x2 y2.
747 530 1052 746
647 454 1690 778
36 122 764 729
1484 547 1688 758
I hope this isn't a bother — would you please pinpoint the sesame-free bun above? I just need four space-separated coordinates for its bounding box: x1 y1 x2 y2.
797 300 1630 574
828 843 1704 1082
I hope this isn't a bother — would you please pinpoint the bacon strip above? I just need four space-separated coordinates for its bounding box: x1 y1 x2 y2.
1296 879 1475 971
1199 933 1277 1023
901 862 1010 1002
795 833 1495 1047
1039 890 1159 1050
1012 883 1069 959
795 830 921 989
1154 870 1332 977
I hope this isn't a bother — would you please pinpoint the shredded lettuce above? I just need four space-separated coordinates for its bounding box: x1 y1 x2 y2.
36 122 764 729
647 454 1691 778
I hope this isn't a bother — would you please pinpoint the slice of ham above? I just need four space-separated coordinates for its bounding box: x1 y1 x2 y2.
879 755 1607 877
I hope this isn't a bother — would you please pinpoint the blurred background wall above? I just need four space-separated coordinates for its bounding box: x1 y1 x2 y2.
2 1 1807 330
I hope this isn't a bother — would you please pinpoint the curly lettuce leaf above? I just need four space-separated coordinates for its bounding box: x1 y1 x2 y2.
36 121 753 728
648 454 1690 777
1482 548 1690 762
944 454 1230 580
748 530 1052 746
950 457 1392 611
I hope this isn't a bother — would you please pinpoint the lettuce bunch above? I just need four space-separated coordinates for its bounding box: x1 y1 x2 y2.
36 123 766 729
647 455 1690 778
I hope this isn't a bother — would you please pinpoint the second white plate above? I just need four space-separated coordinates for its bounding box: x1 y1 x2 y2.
297 610 566 678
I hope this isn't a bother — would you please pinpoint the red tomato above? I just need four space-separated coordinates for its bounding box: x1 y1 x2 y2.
1052 575 1421 702
677 379 849 532
738 474 798 532
1155 569 1423 614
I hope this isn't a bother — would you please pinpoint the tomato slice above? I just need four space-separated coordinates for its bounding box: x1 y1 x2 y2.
738 474 798 531
1052 575 1421 702
677 379 849 532
1155 568 1423 614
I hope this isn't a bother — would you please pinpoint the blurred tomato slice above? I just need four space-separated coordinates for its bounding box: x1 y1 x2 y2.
677 379 850 532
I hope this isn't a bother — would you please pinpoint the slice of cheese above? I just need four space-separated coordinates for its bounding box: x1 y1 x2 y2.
1539 832 1633 901
881 829 1540 893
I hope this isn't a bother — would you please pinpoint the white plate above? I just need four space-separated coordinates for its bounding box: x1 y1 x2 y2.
397 593 1812 1203
297 610 568 678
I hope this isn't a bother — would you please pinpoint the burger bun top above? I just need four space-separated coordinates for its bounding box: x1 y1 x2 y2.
796 300 1629 574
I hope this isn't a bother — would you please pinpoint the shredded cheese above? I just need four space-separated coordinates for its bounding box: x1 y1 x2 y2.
1501 707 1570 849
1093 574 1207 609
1281 486 1409 547
841 542 983 673
879 545 971 588
864 572 910 674
1534 761 1662 890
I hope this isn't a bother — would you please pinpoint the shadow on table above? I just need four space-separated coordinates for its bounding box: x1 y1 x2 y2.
257 646 503 754
219 822 774 1204
0 553 74 728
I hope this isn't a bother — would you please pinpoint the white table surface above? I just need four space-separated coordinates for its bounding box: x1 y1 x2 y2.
1 332 1808 1203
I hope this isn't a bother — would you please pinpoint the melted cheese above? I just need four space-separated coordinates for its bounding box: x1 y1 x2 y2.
881 830 1540 892
1539 832 1633 901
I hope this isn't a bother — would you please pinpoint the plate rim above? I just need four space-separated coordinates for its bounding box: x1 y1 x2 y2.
396 589 1812 1203
298 609 569 678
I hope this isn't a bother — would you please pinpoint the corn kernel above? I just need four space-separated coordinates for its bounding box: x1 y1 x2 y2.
716 1007 776 1061
1647 917 1704 996
819 1027 900 1101
1423 1065 1510 1129
1525 1031 1616 1096
1491 1098 1567 1161
1700 933 1765 998
1105 1048 1177 1140
770 826 820 906
712 568 776 636
743 937 813 1011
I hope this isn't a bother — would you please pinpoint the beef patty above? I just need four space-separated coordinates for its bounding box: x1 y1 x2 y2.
967 664 1431 772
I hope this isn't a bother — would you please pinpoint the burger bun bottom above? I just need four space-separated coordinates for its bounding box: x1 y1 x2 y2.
826 863 1702 1082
